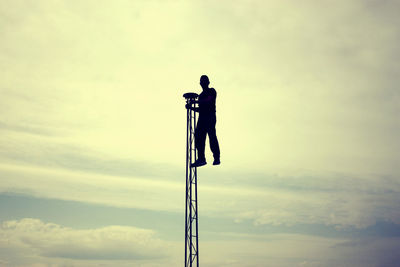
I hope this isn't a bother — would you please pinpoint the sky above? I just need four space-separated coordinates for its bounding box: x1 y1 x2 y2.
1 0 400 266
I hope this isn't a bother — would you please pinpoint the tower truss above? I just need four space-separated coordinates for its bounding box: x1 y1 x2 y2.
183 92 199 267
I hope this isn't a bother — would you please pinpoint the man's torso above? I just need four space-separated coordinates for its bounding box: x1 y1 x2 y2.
199 88 217 115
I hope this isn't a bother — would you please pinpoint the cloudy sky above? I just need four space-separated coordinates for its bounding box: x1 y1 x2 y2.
1 0 400 266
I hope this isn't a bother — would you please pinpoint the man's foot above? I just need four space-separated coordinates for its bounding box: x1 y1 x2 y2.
191 159 207 168
213 158 220 165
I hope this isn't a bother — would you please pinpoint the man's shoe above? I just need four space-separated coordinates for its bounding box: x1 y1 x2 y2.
191 159 207 168
213 158 220 165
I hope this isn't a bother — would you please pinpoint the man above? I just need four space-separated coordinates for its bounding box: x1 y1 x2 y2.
186 75 220 167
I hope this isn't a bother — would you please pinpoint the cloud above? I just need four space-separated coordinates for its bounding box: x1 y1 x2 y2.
2 218 400 267
0 218 170 266
331 236 400 267
0 162 183 213
187 232 400 267
0 137 182 181
1 161 400 230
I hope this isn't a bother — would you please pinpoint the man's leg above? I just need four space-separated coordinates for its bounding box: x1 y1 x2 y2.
195 120 207 161
207 117 220 163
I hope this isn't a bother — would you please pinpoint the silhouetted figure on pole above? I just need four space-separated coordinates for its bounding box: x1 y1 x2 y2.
186 75 220 167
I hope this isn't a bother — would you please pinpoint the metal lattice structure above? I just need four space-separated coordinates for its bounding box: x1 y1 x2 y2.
183 92 199 267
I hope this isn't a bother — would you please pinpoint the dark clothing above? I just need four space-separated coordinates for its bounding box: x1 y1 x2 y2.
195 115 220 160
198 88 217 115
195 88 220 160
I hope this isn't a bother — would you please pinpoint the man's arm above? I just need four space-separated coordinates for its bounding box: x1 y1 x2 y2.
194 89 216 104
195 96 212 104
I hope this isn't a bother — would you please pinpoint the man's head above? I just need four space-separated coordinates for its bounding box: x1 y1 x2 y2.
200 75 210 89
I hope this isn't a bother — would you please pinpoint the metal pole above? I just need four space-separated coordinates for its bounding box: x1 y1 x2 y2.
194 109 199 267
185 103 189 267
189 106 193 266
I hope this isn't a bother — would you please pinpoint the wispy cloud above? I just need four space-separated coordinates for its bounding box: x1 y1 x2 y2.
0 138 181 180
1 161 400 230
0 218 173 266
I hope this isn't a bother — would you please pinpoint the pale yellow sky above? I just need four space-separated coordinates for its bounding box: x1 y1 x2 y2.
2 0 398 176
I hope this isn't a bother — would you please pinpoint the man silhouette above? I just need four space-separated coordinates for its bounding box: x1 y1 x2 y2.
186 75 220 167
